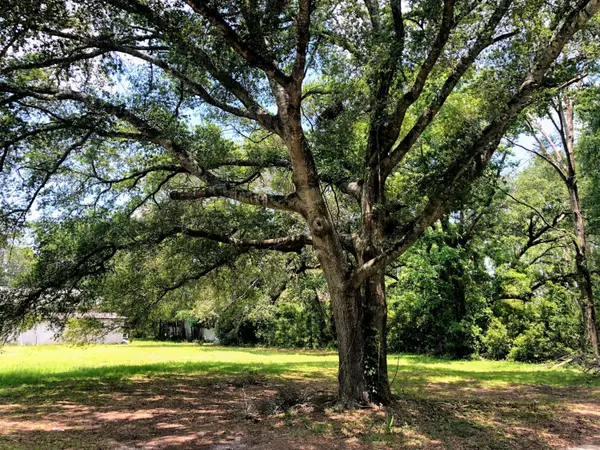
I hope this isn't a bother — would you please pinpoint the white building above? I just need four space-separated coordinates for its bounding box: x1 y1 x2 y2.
202 327 217 342
12 312 125 345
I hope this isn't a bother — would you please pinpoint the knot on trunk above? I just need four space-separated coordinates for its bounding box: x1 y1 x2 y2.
311 216 330 237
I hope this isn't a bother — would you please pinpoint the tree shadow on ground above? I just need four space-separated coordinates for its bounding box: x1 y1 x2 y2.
1 373 599 449
0 359 338 394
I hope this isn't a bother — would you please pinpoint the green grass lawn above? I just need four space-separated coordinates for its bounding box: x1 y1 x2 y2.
1 341 599 449
0 340 596 393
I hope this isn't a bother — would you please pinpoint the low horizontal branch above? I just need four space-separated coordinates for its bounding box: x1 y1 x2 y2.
176 227 312 253
207 158 290 169
0 83 209 179
90 164 187 186
170 185 302 214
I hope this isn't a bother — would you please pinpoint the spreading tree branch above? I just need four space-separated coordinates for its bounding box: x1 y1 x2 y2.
353 0 600 286
382 0 514 174
0 83 207 178
170 186 301 214
506 138 569 183
389 0 456 137
185 0 292 86
33 28 280 133
176 227 312 253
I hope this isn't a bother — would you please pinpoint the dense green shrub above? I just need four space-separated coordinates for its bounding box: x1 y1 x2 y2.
484 285 582 362
215 293 335 349
507 324 551 362
386 230 490 357
258 301 334 349
482 318 512 359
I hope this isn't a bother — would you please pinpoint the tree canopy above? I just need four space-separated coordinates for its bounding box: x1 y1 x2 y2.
1 0 600 406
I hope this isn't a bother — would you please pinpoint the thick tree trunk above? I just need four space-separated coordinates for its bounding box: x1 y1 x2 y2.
311 229 391 406
273 85 371 406
279 101 372 406
326 262 392 406
329 288 369 406
278 85 392 406
361 268 393 404
304 207 374 406
355 169 393 405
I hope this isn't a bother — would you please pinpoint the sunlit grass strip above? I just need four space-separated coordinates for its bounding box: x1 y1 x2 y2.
0 341 596 394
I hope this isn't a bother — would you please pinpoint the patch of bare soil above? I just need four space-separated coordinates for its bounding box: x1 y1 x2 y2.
0 376 599 449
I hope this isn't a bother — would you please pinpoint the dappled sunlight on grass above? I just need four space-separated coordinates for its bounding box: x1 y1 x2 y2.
1 342 597 394
0 342 338 391
1 342 599 449
387 354 600 393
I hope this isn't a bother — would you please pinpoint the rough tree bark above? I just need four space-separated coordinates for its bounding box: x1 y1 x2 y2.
357 170 393 405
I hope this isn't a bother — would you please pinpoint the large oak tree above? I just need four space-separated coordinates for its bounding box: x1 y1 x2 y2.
1 0 599 406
